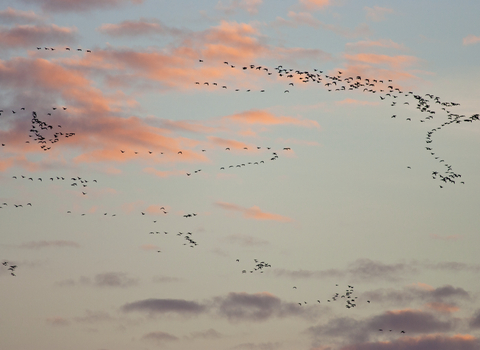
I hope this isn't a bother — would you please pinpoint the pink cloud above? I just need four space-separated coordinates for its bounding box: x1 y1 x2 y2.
0 7 43 24
424 302 459 314
299 0 330 11
463 35 480 45
276 12 371 39
336 98 380 106
97 18 186 37
0 24 77 48
46 316 70 326
140 244 160 251
340 334 479 350
346 39 405 51
215 201 292 222
223 109 319 128
20 0 144 13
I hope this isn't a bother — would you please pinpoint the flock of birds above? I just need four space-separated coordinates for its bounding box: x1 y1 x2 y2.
1 54 478 340
195 59 480 188
0 109 75 152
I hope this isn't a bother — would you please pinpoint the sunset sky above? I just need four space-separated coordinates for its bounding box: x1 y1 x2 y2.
1 1 480 349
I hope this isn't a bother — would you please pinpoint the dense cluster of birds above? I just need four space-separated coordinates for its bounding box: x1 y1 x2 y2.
2 261 17 276
239 258 272 274
0 109 75 152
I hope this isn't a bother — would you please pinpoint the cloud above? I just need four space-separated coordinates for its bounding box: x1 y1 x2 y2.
275 12 371 39
93 272 139 288
19 240 80 249
307 309 457 346
223 233 269 247
185 328 223 340
223 109 319 128
0 24 77 49
98 18 186 37
215 201 293 222
362 284 471 307
121 292 315 322
74 310 114 324
139 244 160 251
232 342 282 350
0 7 43 24
152 275 181 283
216 0 263 15
345 39 405 51
336 98 380 106
463 35 480 46
299 0 330 11
364 6 394 22
20 0 144 13
142 331 179 343
344 53 419 70
338 334 480 350
274 258 416 282
121 298 206 315
214 292 309 322
46 316 70 326
424 302 459 314
470 309 480 329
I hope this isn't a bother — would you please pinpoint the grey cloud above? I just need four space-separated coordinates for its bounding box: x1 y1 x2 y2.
74 310 114 324
93 272 138 288
470 309 480 329
185 328 223 340
215 292 311 322
142 331 178 343
340 334 480 350
20 240 80 249
122 298 205 315
232 342 282 350
20 0 143 13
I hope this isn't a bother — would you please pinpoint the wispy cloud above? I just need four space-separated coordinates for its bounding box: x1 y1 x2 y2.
364 6 394 22
462 35 480 46
0 7 43 24
215 201 293 222
20 0 144 13
20 240 80 249
98 18 186 37
216 0 263 15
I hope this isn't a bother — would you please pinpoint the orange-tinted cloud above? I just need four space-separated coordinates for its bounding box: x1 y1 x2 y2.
0 7 43 24
346 39 405 51
425 302 459 313
275 12 370 39
215 201 292 222
223 109 320 128
430 233 463 241
140 244 160 251
336 98 380 106
97 18 186 37
0 24 77 48
463 35 480 46
299 0 330 11
344 53 419 70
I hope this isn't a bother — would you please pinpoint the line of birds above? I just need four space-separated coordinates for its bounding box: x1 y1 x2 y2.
36 47 92 53
196 59 480 187
0 202 33 209
11 174 98 195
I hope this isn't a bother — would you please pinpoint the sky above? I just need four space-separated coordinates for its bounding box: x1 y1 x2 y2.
1 0 480 349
